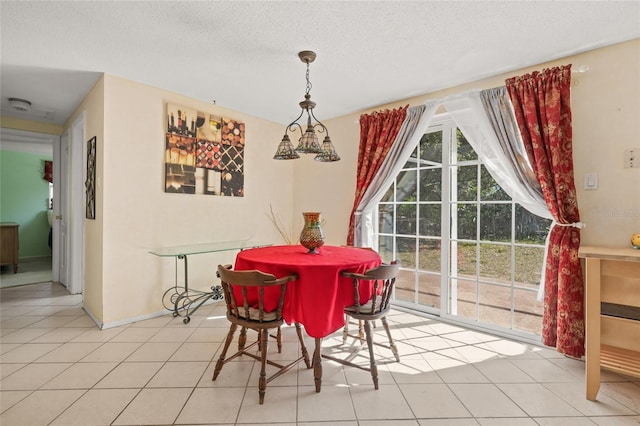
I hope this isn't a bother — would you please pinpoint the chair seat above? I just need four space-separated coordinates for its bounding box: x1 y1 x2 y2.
344 298 388 315
240 307 279 322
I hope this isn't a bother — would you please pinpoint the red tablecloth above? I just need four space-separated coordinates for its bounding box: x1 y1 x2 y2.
234 245 381 338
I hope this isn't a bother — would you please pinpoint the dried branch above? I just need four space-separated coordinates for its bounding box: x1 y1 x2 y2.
266 204 296 245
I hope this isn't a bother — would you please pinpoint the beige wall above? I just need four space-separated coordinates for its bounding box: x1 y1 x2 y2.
308 39 640 249
65 76 106 323
73 74 294 326
0 116 64 136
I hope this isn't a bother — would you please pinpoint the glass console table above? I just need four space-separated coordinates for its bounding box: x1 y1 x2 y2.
149 240 271 323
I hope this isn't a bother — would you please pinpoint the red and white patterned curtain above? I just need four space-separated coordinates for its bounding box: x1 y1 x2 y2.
506 65 585 358
347 106 407 246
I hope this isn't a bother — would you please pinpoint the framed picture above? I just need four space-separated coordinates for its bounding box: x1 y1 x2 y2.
86 136 96 219
165 102 245 196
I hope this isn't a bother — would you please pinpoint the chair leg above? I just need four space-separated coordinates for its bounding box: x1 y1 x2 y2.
380 316 400 362
295 322 311 368
342 314 349 343
363 320 379 389
276 326 282 353
238 326 247 350
358 320 365 343
258 328 269 404
343 315 366 345
213 323 237 380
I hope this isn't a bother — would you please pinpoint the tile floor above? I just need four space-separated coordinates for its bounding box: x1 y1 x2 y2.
1 282 639 426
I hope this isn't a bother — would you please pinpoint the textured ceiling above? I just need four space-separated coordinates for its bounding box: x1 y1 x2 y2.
1 1 639 126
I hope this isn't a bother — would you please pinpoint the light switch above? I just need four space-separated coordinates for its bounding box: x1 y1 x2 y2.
584 173 598 190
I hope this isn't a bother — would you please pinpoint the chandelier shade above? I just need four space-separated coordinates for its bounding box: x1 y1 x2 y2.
273 50 339 162
315 135 340 162
273 134 300 160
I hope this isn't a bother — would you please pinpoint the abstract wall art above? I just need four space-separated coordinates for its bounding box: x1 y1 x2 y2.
165 103 245 196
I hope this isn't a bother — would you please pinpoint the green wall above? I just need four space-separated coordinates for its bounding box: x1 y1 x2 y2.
0 150 52 258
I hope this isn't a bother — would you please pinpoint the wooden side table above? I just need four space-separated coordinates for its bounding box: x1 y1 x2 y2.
579 246 640 400
0 222 19 273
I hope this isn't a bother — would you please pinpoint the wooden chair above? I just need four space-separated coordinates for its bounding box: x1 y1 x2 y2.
323 261 401 389
213 264 311 404
340 246 377 342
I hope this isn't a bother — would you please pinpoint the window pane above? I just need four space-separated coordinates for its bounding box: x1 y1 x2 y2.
378 204 394 234
396 170 417 202
402 146 420 169
396 237 416 269
418 238 440 272
418 272 440 309
480 204 512 241
479 243 512 282
420 132 442 163
380 184 394 202
378 235 394 263
514 288 543 334
395 268 415 303
456 129 477 162
455 165 478 201
515 245 545 285
452 203 477 240
480 165 510 201
419 204 441 236
396 204 416 235
419 168 442 201
450 278 476 320
515 204 551 244
452 241 476 277
478 283 511 329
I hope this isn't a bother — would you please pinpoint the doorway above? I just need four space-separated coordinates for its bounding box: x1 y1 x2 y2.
0 125 84 296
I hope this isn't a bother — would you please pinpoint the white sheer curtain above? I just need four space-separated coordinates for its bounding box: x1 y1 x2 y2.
443 88 553 299
442 88 552 220
353 100 440 248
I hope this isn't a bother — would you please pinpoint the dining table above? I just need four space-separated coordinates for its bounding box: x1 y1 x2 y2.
234 244 382 392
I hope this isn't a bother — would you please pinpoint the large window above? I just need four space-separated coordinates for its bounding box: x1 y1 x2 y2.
376 116 550 339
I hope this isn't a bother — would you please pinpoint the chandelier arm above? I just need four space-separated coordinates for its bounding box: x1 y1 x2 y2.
309 108 329 136
285 109 306 135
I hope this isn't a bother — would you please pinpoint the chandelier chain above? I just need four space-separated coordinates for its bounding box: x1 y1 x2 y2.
305 62 312 97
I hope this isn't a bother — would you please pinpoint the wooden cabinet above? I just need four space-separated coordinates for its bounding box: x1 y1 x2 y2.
580 246 640 400
0 223 19 273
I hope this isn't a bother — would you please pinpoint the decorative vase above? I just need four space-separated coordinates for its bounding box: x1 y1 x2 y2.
299 212 325 254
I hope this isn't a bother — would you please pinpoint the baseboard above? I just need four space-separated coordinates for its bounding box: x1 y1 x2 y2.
88 298 222 330
99 308 171 330
82 305 103 329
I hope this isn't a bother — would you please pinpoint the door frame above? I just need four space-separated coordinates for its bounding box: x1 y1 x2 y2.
65 113 85 295
52 132 64 284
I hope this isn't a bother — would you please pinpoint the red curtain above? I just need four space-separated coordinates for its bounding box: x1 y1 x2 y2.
347 106 407 246
506 65 584 358
43 160 53 183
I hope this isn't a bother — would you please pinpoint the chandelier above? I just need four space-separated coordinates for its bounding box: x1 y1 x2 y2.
273 50 340 162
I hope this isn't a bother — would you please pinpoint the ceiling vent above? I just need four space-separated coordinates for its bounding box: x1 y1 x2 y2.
8 98 32 112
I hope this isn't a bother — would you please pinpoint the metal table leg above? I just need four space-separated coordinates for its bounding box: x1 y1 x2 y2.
162 254 223 323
